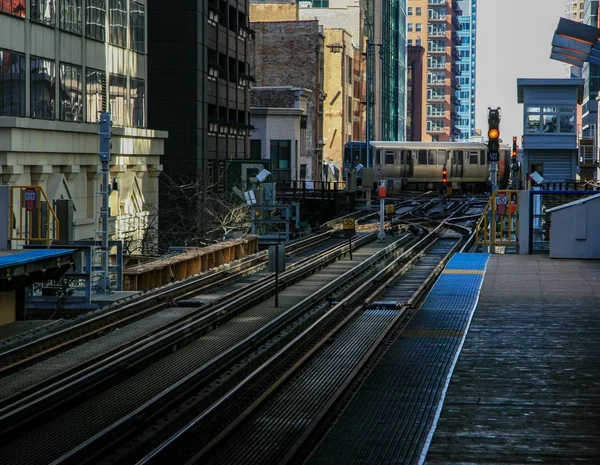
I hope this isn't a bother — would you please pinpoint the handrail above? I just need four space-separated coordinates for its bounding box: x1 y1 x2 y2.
476 190 520 251
9 186 60 247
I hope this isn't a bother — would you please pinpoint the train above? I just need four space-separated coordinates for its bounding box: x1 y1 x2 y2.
343 141 511 193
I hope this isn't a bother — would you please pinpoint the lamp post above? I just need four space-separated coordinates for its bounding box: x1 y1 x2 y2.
365 40 383 170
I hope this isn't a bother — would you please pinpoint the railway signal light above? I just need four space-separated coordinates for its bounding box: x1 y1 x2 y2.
512 136 518 157
487 108 501 155
442 167 448 183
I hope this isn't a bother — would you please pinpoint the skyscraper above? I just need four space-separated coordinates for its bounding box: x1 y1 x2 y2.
407 0 462 141
454 0 476 140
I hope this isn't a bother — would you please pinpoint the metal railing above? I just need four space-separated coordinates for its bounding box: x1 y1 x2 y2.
9 186 60 247
475 190 520 251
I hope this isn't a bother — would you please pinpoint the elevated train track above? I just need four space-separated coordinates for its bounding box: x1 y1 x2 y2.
0 194 485 464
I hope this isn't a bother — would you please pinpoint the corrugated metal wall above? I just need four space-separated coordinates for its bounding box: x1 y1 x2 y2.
527 150 575 183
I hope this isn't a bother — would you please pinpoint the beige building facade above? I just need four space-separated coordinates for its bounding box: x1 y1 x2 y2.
0 1 165 252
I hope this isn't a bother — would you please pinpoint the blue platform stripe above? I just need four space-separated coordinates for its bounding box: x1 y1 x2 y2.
443 252 489 271
415 252 490 465
0 249 74 269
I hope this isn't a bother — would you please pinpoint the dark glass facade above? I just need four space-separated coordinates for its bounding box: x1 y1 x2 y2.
30 56 55 119
0 49 26 116
109 0 127 47
60 0 82 34
0 0 26 18
85 0 106 41
109 73 127 126
130 77 145 127
31 0 55 26
86 68 106 122
130 1 145 52
60 63 83 121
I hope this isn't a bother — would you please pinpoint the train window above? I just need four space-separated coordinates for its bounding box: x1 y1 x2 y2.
376 149 382 165
344 147 351 164
437 149 446 165
469 151 478 165
385 150 395 165
401 149 411 165
353 148 361 163
418 149 427 164
427 150 436 165
480 150 485 165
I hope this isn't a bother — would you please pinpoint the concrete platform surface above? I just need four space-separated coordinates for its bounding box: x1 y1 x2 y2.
425 254 600 464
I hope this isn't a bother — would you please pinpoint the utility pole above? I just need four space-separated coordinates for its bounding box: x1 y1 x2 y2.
98 112 112 293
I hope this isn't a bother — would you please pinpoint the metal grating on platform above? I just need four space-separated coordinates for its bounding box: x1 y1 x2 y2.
306 253 490 465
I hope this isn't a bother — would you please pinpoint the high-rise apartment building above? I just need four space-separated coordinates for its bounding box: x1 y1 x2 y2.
454 0 476 140
407 0 462 141
0 0 165 251
580 0 599 128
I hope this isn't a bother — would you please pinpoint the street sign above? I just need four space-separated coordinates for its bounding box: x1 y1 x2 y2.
343 218 356 237
378 186 386 198
488 151 499 162
496 191 508 216
24 188 36 212
385 204 395 215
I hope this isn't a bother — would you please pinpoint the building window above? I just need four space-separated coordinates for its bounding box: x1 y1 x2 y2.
0 49 26 117
109 0 127 48
408 23 413 32
311 0 329 7
416 7 422 15
347 96 352 123
416 38 422 46
408 6 413 15
109 73 127 126
60 0 82 34
346 56 352 84
270 140 291 181
130 1 145 52
86 0 106 41
1 0 25 17
130 77 145 127
416 23 422 32
525 105 575 134
59 63 82 121
86 68 106 122
250 139 261 160
31 0 55 26
30 57 56 119
408 39 412 45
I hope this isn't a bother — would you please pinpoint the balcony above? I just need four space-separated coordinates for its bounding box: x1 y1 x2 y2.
428 63 446 70
428 12 447 21
452 0 462 15
451 65 461 76
427 123 446 133
452 17 462 31
451 96 460 106
451 32 462 45
428 113 446 119
428 78 447 86
428 0 448 6
427 94 446 102
428 29 447 38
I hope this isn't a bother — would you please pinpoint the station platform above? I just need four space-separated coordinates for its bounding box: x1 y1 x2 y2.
424 254 600 464
0 248 75 325
307 253 600 464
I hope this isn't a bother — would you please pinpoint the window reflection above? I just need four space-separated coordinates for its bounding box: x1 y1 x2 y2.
86 69 106 122
60 0 82 34
109 73 127 126
130 78 145 127
1 0 26 18
130 1 145 53
31 0 55 26
86 0 106 42
60 63 82 121
0 49 26 117
109 0 127 48
30 57 56 119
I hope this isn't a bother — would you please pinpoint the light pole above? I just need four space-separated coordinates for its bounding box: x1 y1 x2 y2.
365 40 383 170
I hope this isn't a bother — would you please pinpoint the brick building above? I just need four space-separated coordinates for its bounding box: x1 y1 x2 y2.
250 20 325 181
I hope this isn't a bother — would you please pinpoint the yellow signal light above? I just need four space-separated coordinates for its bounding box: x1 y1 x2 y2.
488 128 499 139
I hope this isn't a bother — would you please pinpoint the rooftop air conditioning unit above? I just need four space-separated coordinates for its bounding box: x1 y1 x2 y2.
299 1 312 8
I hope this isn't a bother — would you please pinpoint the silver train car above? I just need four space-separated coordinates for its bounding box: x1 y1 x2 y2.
343 141 510 192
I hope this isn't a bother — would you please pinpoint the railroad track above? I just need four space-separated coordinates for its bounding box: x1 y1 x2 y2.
0 226 425 464
119 224 466 465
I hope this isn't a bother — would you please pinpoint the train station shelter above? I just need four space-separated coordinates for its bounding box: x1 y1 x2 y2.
0 249 74 327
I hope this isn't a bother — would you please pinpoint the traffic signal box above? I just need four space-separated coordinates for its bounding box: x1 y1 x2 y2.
442 167 448 183
512 136 518 157
487 108 500 158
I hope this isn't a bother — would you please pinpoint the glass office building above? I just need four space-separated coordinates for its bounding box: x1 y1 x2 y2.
454 0 476 140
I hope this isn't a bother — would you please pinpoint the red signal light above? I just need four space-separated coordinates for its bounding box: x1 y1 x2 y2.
442 168 448 183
